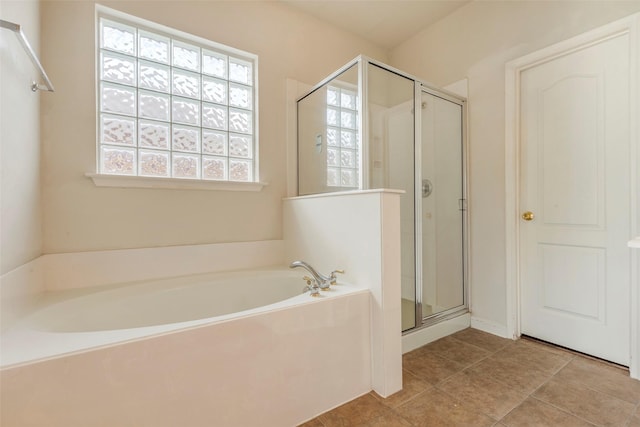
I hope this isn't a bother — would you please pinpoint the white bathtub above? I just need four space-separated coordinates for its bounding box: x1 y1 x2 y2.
1 268 365 367
29 269 312 333
1 267 372 426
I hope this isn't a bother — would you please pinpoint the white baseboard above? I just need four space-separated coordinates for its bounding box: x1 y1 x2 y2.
402 313 471 354
470 316 512 339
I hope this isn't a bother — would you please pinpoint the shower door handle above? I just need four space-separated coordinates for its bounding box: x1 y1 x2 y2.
422 179 433 198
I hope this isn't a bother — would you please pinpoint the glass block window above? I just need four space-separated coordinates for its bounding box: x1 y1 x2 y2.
326 86 359 188
97 14 257 182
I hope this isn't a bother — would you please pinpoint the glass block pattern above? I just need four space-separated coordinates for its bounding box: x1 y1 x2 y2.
172 153 200 179
98 16 257 182
139 61 170 92
326 86 359 188
101 114 135 146
172 125 200 152
139 90 169 121
229 134 251 158
101 146 136 175
172 97 200 125
202 77 227 104
139 120 169 149
101 51 135 86
203 156 227 180
139 30 169 64
203 130 227 155
139 150 169 177
229 158 252 182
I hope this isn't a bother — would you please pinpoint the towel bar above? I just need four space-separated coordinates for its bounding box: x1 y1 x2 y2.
1 19 54 92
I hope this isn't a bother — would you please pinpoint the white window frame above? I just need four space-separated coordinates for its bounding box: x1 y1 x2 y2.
88 5 265 191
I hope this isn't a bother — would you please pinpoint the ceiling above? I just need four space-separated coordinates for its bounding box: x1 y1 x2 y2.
280 0 472 50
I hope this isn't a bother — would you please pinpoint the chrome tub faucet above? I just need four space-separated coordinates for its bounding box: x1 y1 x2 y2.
289 261 344 295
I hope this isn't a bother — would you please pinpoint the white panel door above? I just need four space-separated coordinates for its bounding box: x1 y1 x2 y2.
520 32 631 365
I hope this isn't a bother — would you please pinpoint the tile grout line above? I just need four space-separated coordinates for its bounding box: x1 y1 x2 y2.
307 331 638 426
529 395 600 427
432 335 522 422
384 382 432 411
432 335 513 380
543 353 640 410
542 393 607 427
555 358 640 406
403 343 491 388
446 336 578 424
523 353 622 427
428 336 511 423
433 383 500 424
624 401 640 426
384 402 420 427
448 335 513 358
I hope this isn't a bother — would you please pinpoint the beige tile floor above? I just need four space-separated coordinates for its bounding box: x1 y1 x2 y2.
300 328 640 426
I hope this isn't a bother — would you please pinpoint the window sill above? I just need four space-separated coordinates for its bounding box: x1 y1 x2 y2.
85 173 267 192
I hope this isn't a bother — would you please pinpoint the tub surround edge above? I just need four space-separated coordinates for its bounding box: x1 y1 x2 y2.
284 188 405 201
42 239 285 291
0 258 45 332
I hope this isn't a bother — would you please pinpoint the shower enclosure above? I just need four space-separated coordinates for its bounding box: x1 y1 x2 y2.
297 56 468 332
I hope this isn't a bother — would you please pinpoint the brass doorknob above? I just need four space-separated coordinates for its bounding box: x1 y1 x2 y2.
522 211 535 221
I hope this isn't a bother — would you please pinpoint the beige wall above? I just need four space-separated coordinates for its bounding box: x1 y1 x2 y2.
390 1 640 330
0 1 42 274
9 0 638 329
40 1 387 254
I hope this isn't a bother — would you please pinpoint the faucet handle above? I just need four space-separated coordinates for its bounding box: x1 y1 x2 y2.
329 269 344 285
301 276 321 297
303 284 320 297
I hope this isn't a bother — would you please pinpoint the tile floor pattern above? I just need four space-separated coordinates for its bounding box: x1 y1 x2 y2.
300 328 640 426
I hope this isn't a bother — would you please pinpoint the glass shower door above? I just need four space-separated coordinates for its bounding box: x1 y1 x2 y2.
365 63 416 331
296 56 468 333
420 89 465 320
